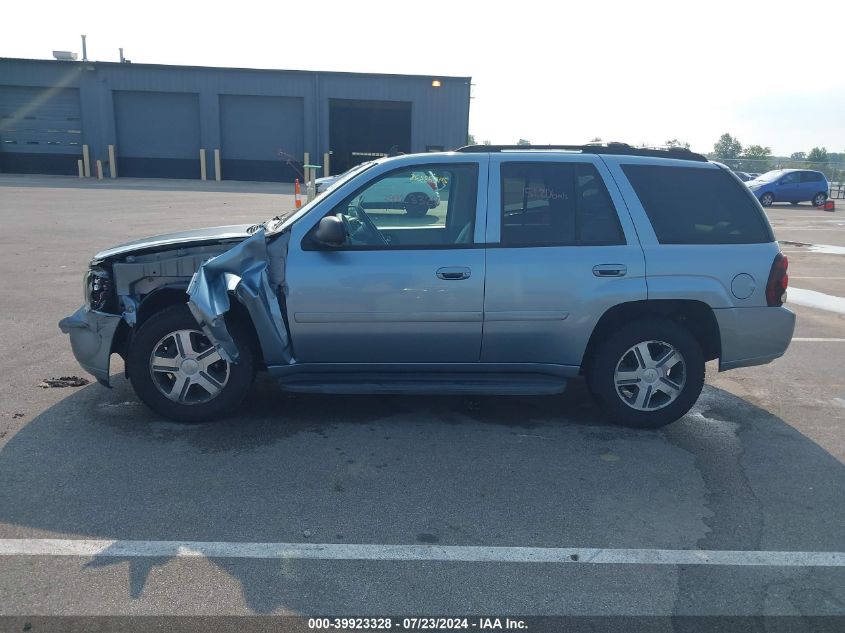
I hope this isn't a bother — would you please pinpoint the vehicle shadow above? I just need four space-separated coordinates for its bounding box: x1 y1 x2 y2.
1 375 843 614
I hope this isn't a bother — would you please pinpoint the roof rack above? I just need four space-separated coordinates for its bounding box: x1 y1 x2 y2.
454 142 708 162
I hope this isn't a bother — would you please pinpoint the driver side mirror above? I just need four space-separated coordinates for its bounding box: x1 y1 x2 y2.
314 215 346 247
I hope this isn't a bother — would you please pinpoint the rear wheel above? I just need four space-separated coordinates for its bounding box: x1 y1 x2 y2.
127 304 255 422
812 192 827 207
760 193 774 207
587 319 705 428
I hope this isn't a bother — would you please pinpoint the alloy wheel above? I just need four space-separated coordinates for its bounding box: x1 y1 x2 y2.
149 329 229 404
613 340 687 411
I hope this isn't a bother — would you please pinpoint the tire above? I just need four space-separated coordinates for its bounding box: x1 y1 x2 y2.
127 304 255 422
760 193 774 207
404 193 430 217
812 192 827 207
587 319 705 429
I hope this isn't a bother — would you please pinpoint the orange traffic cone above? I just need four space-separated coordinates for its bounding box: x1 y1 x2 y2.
295 179 302 208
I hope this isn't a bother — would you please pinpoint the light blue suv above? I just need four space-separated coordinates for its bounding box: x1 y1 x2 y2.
747 169 829 207
60 143 795 428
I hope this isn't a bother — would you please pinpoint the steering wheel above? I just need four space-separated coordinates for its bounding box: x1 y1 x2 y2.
347 198 388 246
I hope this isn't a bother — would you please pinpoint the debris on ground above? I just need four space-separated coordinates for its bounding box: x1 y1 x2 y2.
38 376 90 388
12 413 24 419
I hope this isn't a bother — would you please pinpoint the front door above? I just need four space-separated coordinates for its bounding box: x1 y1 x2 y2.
285 159 488 363
481 155 647 366
778 172 801 201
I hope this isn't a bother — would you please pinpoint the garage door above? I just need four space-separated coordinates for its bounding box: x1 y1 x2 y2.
114 91 201 179
329 99 411 174
0 85 83 175
219 95 304 182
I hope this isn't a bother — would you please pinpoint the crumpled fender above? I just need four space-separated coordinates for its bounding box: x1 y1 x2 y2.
187 230 292 366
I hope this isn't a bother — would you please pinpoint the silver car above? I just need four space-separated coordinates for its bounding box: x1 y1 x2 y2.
60 143 795 428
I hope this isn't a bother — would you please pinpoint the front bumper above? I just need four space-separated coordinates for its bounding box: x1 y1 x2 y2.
58 306 122 386
715 306 796 371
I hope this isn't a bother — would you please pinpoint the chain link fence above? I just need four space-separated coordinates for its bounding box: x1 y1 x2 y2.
717 158 844 197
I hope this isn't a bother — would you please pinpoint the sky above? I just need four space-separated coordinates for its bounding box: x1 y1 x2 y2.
2 0 843 157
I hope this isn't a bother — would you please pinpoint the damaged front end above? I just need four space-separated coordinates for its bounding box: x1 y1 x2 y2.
187 230 293 367
59 226 293 387
58 307 123 386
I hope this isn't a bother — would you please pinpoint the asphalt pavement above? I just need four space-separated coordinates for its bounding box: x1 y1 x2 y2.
0 175 842 629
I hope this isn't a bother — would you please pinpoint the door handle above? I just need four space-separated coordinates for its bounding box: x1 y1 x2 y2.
592 264 627 277
437 266 471 280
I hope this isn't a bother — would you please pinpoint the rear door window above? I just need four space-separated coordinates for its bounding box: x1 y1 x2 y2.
621 165 772 244
500 162 624 246
800 171 823 183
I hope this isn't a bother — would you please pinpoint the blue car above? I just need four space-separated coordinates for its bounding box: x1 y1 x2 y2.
746 169 829 207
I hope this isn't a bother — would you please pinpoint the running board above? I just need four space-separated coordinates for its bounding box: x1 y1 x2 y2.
277 373 567 396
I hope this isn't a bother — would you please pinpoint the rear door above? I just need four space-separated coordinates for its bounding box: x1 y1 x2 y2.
799 171 823 201
481 154 647 366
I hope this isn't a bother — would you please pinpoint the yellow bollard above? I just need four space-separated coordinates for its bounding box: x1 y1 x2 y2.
199 148 207 181
82 144 91 177
108 145 117 178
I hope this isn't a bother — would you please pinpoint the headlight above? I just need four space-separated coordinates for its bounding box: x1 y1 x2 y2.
85 269 112 311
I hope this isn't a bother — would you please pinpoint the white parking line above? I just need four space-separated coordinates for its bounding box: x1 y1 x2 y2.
792 338 845 342
0 539 842 567
788 287 845 315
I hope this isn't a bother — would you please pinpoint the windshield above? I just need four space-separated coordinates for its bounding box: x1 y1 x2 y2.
755 170 784 183
259 161 377 234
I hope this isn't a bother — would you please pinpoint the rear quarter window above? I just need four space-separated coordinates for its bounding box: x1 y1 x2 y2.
622 165 773 244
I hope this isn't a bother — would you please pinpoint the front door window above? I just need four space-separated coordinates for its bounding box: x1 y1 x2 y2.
312 164 479 248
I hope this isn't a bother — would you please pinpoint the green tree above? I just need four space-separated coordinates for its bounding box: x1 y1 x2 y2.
790 152 806 161
590 137 602 143
665 139 690 149
467 134 476 145
739 145 772 173
517 139 531 146
807 147 828 163
713 133 742 161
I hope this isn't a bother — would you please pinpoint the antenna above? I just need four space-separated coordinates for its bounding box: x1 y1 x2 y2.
81 35 88 61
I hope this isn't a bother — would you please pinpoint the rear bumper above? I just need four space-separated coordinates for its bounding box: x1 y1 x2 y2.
58 306 122 386
715 306 795 371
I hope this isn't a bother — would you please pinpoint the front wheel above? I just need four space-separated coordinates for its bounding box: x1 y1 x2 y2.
760 193 774 207
812 192 827 207
127 304 255 422
587 319 705 428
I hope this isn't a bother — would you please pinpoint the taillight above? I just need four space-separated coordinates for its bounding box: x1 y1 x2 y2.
765 253 788 306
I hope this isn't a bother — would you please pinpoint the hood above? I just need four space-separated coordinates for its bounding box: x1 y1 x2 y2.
93 224 252 261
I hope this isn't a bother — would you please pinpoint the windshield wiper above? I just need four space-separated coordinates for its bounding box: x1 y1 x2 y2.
248 208 299 234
